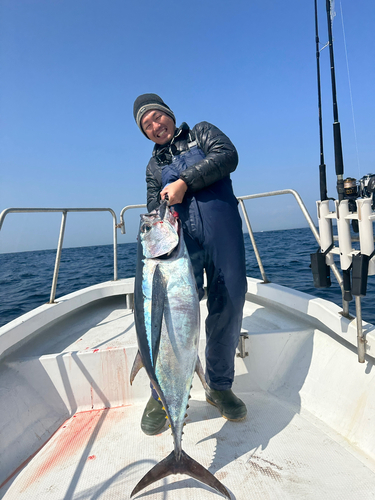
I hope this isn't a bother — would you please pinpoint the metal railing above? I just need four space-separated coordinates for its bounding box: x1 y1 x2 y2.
1 192 370 363
0 208 118 303
117 192 347 302
237 189 347 314
118 191 346 298
0 192 347 314
118 204 147 234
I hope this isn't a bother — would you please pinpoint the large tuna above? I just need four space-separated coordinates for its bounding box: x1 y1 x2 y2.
130 200 230 499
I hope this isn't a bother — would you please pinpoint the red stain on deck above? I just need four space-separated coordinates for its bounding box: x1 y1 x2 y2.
21 410 102 491
122 348 131 403
2 406 134 492
93 349 99 353
87 455 96 461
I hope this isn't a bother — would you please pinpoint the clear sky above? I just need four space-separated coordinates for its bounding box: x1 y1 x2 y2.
1 0 374 253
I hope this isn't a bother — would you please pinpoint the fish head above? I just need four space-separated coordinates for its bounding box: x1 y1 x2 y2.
139 200 179 259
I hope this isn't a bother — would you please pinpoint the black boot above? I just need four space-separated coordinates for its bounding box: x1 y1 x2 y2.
206 387 247 421
141 396 167 435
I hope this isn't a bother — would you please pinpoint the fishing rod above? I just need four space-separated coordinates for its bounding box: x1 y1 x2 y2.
311 0 353 300
325 0 345 203
313 1 375 354
324 0 353 301
314 0 328 202
310 0 332 292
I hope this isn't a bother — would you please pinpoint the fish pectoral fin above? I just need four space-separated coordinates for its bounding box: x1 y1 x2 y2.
130 350 144 385
195 356 208 391
150 265 165 366
131 450 231 499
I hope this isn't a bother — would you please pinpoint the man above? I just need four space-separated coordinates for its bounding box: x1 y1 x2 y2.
133 93 248 435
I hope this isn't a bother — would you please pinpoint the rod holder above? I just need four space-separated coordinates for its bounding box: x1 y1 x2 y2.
335 200 353 271
357 198 375 276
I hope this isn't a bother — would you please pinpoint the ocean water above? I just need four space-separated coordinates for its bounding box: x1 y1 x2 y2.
0 227 374 328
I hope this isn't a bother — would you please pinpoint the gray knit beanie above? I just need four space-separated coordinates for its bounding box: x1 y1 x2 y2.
133 93 176 138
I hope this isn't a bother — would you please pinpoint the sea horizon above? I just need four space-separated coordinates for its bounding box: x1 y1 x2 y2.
0 225 315 256
1 227 374 328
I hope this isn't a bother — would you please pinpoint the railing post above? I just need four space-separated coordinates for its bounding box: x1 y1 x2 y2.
50 211 67 303
238 199 269 283
119 204 147 234
111 210 118 281
355 296 366 363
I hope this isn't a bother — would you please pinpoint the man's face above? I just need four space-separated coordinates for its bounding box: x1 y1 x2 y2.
141 110 176 145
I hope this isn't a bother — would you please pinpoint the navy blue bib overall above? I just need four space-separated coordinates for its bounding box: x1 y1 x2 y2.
161 143 247 390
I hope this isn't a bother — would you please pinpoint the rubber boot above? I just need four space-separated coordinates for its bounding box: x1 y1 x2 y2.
141 396 167 435
206 387 247 421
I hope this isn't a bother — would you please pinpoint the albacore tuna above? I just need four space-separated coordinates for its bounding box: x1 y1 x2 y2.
130 199 230 498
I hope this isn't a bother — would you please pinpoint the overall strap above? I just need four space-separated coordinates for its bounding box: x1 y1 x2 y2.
187 130 197 150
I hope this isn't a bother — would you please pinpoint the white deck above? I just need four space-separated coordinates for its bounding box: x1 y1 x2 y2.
1 278 375 499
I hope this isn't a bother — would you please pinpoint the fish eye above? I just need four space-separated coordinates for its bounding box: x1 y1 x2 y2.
141 222 152 233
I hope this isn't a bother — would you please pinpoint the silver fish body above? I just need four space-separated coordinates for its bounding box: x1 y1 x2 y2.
138 202 199 451
131 200 230 499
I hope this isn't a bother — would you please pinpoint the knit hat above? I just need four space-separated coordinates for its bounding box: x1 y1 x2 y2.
133 93 176 138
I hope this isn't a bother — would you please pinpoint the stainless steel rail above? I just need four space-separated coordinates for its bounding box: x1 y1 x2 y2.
238 189 320 241
118 204 147 234
118 192 346 300
0 208 118 303
237 189 346 311
1 194 367 362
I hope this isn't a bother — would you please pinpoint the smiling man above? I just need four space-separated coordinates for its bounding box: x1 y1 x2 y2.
133 93 248 435
141 109 176 145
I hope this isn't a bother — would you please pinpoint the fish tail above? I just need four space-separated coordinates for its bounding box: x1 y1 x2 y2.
131 449 230 499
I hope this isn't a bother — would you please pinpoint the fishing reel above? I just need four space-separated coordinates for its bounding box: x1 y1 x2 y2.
343 174 375 232
344 174 375 205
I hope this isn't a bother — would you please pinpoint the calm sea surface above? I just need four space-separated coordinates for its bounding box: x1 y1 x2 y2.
0 227 374 328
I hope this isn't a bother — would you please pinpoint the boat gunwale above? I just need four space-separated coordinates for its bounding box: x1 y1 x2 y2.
1 276 374 363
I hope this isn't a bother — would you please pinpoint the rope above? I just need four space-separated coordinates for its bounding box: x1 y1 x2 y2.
330 0 336 23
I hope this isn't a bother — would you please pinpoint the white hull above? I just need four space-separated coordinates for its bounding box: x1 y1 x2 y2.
1 278 375 499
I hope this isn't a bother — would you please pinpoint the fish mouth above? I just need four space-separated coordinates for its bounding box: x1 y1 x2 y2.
141 199 171 220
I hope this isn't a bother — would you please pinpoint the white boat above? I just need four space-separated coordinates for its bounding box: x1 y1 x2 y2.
1 191 375 500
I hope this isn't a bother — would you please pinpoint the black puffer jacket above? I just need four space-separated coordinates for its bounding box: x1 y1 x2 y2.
146 121 238 212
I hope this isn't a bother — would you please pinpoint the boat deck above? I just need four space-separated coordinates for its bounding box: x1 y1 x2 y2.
1 280 375 499
2 392 375 499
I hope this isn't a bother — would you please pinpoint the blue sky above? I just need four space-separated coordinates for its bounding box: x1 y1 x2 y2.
1 0 374 253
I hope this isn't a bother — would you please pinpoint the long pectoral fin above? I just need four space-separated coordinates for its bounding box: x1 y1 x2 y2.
130 350 144 385
195 356 208 391
150 265 165 367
